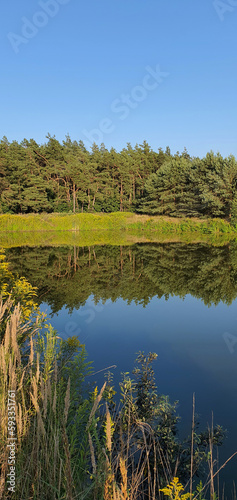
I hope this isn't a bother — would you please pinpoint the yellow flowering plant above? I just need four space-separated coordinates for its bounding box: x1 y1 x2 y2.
0 249 39 341
160 477 192 500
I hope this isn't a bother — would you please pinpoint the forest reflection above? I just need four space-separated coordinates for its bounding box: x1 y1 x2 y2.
5 242 237 313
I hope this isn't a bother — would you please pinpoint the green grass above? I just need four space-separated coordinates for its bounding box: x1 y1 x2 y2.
0 212 134 232
0 213 236 248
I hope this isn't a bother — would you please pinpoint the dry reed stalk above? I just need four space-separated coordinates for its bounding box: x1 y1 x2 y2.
0 450 9 499
36 352 40 383
40 372 44 401
53 432 59 482
17 402 23 439
152 438 157 500
0 345 7 383
156 440 171 485
129 455 147 500
29 335 34 365
43 379 48 417
209 416 215 500
120 457 128 500
193 451 237 500
140 422 154 498
47 377 52 404
8 356 17 393
9 305 21 364
116 421 151 500
31 376 38 407
52 385 57 414
30 379 46 438
58 457 63 497
190 393 195 500
104 473 113 500
62 426 74 500
37 409 46 438
64 377 70 423
88 432 97 474
7 354 12 380
18 366 26 392
217 446 220 500
106 404 112 453
19 388 27 435
54 357 58 383
4 321 10 351
87 381 107 430
113 483 120 500
103 449 116 500
0 297 12 322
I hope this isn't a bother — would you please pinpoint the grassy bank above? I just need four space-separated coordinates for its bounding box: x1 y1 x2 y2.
0 212 236 244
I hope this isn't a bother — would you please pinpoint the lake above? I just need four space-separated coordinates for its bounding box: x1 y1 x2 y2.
4 241 237 491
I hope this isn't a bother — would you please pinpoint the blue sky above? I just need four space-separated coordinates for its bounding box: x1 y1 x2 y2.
0 0 236 157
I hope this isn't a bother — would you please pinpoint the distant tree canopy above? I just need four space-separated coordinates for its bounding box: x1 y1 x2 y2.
1 135 237 221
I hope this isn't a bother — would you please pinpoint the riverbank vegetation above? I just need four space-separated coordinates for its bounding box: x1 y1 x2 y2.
0 253 236 499
0 300 232 500
0 213 237 239
1 136 237 222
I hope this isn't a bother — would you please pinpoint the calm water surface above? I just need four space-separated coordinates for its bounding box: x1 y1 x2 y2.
5 242 237 487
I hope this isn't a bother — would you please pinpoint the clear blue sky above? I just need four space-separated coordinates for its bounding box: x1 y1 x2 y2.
0 0 236 157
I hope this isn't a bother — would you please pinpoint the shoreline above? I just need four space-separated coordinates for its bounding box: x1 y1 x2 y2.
0 213 236 247
0 212 236 234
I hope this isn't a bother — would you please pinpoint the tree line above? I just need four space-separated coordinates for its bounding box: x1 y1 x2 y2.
1 135 237 220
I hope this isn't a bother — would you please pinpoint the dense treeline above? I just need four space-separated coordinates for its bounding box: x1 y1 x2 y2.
6 242 237 312
1 135 237 220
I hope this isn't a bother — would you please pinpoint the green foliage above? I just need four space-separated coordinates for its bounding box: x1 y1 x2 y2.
0 249 38 341
137 151 237 220
133 351 159 421
137 156 202 217
0 136 162 215
1 135 237 222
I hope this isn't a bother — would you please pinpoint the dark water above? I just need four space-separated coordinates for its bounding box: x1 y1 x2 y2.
5 242 237 489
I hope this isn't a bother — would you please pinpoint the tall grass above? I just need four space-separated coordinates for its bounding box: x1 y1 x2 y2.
0 300 236 499
0 212 236 238
0 213 236 249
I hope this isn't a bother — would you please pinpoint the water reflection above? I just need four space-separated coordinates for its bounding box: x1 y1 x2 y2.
6 242 237 311
4 242 237 488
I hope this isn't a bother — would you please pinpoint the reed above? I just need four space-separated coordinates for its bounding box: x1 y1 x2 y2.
0 299 236 500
